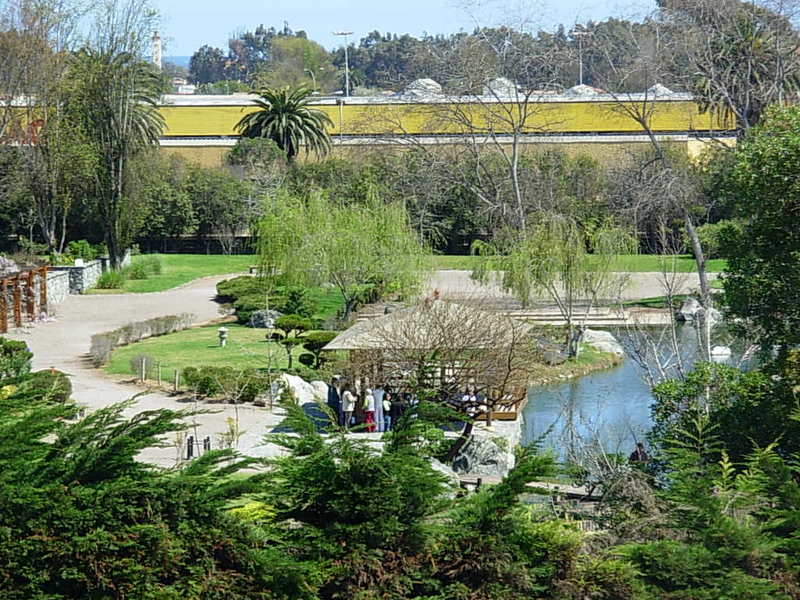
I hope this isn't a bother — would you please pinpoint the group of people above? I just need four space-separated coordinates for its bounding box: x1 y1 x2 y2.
326 377 414 432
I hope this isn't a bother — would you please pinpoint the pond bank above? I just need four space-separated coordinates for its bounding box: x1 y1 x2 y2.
529 349 623 387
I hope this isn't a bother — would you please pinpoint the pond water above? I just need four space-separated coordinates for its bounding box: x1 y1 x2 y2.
521 324 751 457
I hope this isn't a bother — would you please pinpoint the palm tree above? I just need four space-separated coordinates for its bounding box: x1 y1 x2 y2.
66 48 165 267
235 87 334 163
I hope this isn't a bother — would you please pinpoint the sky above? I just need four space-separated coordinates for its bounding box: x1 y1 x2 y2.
156 0 655 57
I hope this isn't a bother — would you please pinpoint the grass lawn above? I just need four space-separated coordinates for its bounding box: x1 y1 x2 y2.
105 323 300 381
89 254 255 294
428 254 727 273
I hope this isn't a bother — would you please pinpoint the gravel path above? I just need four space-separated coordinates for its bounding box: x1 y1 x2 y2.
426 270 717 305
6 274 287 466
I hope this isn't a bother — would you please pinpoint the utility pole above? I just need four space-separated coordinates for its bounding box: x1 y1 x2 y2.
333 30 353 97
570 28 592 86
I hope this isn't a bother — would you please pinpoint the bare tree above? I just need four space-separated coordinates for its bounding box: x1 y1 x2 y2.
333 297 542 459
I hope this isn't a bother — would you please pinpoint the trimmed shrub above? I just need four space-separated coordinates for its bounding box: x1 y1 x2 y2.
95 270 125 289
89 314 195 367
216 276 265 304
273 286 317 318
25 369 72 403
0 338 32 379
233 293 267 324
303 330 338 367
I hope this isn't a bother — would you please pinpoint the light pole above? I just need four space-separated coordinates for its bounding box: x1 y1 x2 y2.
570 29 592 86
333 30 353 97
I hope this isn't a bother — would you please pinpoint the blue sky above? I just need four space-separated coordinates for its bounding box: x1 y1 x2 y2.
156 0 654 57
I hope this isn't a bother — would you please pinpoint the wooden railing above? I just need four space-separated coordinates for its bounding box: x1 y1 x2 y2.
0 267 48 334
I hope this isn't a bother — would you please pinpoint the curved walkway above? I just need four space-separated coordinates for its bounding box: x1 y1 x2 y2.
5 270 712 466
6 274 286 466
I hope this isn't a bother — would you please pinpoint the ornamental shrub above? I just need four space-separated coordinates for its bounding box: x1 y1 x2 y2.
25 369 72 403
0 337 32 378
95 270 125 289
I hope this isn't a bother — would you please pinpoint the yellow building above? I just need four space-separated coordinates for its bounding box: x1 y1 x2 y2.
158 85 734 167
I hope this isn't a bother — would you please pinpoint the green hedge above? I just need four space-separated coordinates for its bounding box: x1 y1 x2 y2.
89 314 195 367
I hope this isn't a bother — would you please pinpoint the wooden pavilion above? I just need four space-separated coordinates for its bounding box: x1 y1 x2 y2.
324 299 538 422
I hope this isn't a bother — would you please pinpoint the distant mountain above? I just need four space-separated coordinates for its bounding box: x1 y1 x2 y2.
164 56 191 68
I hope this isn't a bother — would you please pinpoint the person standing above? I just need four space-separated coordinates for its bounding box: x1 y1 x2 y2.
364 388 376 433
373 386 385 432
382 389 393 431
341 384 356 430
327 376 342 427
629 442 649 464
390 390 404 430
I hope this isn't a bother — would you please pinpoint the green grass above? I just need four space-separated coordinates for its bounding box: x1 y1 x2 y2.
89 254 255 294
307 287 347 322
428 254 728 273
105 323 299 381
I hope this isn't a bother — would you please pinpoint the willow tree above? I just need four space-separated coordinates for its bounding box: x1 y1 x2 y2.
473 216 636 358
257 189 429 321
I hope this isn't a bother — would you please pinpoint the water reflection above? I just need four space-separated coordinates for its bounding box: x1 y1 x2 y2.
521 324 752 455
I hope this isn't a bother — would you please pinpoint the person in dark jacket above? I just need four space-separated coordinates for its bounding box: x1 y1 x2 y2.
389 390 404 430
629 442 649 464
327 377 342 426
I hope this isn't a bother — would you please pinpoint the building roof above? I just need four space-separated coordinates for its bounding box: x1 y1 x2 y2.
324 299 533 351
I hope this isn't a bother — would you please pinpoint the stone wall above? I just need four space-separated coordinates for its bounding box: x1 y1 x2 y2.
46 270 70 305
44 251 132 302
49 260 103 295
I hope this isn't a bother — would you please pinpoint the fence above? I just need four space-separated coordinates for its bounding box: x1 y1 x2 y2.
0 267 49 334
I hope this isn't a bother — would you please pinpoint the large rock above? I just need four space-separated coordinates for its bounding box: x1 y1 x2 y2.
0 257 19 278
248 309 282 329
278 373 327 405
582 328 625 357
452 435 516 478
676 297 702 322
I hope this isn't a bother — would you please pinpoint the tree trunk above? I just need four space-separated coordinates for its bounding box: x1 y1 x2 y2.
444 421 474 463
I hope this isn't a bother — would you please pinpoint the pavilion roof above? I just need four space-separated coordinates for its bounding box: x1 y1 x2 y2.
323 299 532 351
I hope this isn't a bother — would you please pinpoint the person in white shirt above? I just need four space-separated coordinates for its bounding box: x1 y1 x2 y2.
341 384 356 430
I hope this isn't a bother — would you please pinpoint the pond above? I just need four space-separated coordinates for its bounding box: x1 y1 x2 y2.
521 324 752 457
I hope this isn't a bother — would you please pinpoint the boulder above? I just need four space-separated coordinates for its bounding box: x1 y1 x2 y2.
248 309 282 329
582 328 625 357
543 346 568 365
278 373 325 406
430 458 462 498
452 435 516 478
710 345 733 363
0 257 19 278
310 380 329 400
676 297 702 322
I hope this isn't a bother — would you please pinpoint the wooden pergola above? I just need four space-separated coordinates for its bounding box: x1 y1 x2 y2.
324 299 536 422
0 266 49 334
